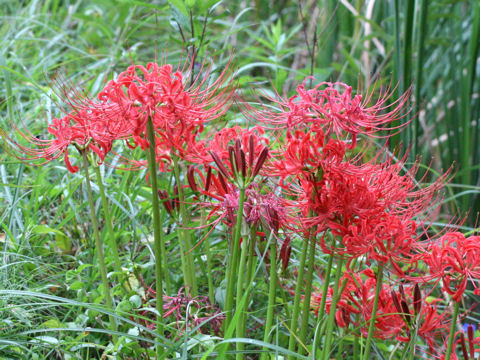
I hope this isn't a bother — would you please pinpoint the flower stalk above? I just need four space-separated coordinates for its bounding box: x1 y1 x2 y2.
287 236 310 359
224 186 246 333
363 263 384 360
445 301 460 360
322 255 345 360
261 233 277 360
81 151 117 342
298 232 317 355
235 225 250 360
172 155 198 297
93 165 130 292
145 116 164 355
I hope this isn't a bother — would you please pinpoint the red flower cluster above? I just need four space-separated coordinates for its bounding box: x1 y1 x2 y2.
257 81 447 274
249 80 410 147
10 59 477 358
11 83 129 172
422 232 480 302
312 271 450 350
12 61 234 173
98 62 234 165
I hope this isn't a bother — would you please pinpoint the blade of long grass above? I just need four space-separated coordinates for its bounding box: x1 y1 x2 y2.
413 0 429 158
461 2 480 213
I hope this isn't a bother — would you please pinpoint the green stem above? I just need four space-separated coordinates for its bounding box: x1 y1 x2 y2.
312 251 334 355
93 165 129 292
316 257 352 345
224 187 246 333
235 229 249 360
363 263 384 360
277 277 291 322
287 237 310 359
245 227 257 291
261 235 277 360
240 226 258 343
445 301 460 360
298 234 317 355
160 208 171 295
172 155 198 297
81 152 117 342
353 315 359 360
336 329 344 359
145 117 164 355
322 255 345 360
201 208 214 303
405 311 420 360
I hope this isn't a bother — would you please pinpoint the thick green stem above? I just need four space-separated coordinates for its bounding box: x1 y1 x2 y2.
353 313 360 360
245 227 257 291
405 308 420 360
287 237 310 358
172 155 198 297
336 330 345 359
363 263 384 360
235 230 249 360
277 277 291 321
145 117 164 355
93 165 129 292
312 252 334 354
159 208 171 295
201 208 214 303
298 234 317 355
224 187 246 333
445 301 460 360
322 255 345 360
239 227 258 344
81 152 117 342
261 236 277 360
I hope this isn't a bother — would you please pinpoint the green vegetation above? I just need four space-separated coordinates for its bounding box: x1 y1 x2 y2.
0 1 479 359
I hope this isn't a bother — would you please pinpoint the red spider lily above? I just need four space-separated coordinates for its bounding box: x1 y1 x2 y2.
312 269 405 339
268 127 330 180
305 156 445 227
435 329 480 360
421 232 480 302
208 126 269 161
247 80 411 148
11 98 127 173
196 129 271 189
185 126 271 166
312 271 449 348
391 284 450 352
291 157 447 271
186 164 288 233
98 61 235 160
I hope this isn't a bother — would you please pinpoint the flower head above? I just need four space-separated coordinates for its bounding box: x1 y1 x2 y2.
247 80 410 148
11 81 127 173
422 232 480 302
98 60 235 161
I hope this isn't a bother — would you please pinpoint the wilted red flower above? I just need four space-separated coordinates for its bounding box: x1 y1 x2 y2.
136 275 225 336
